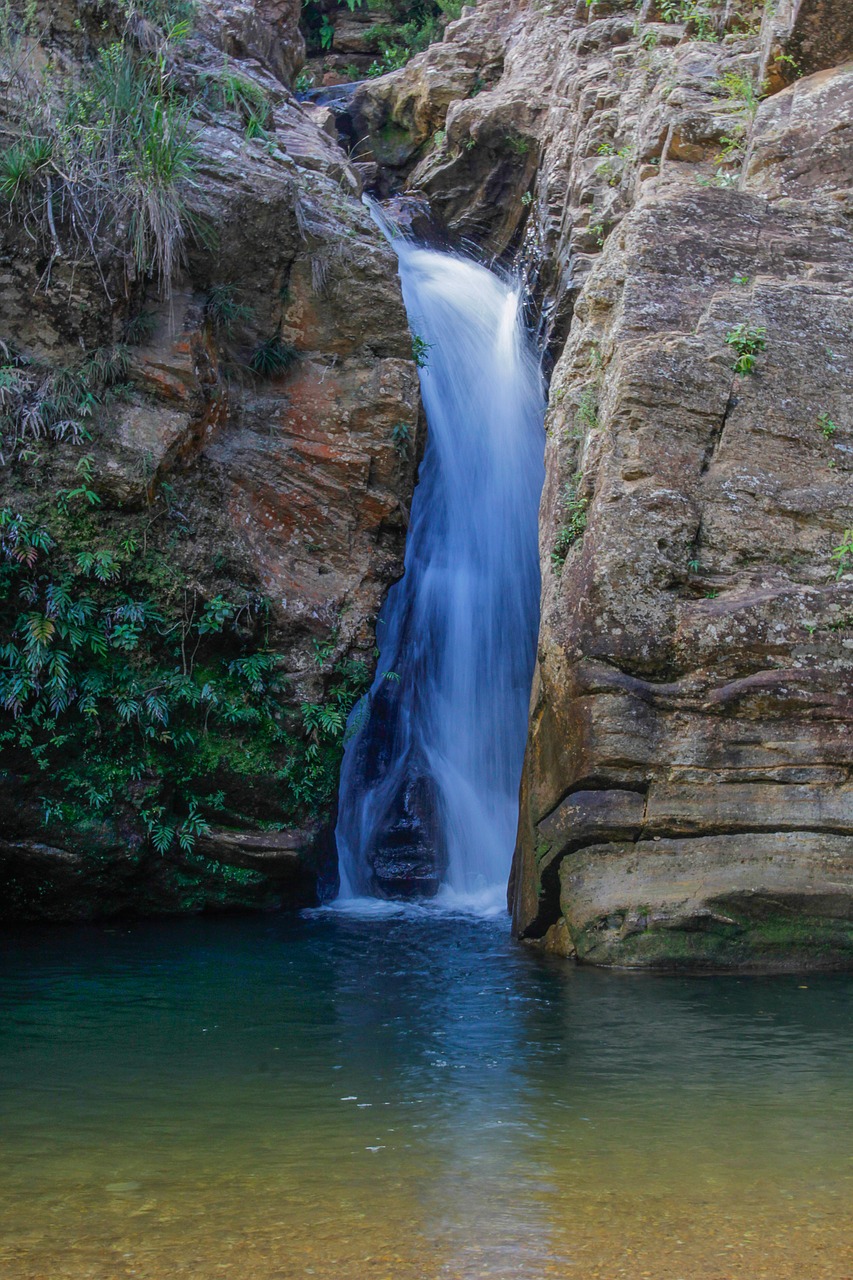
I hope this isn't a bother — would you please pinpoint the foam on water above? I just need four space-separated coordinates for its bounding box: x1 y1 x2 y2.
316 883 511 922
335 214 545 909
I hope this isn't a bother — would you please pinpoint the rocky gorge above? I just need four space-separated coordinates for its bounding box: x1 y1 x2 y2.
0 0 421 917
1 0 852 969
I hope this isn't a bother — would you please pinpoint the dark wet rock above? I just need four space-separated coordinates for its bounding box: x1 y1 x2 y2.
369 773 448 898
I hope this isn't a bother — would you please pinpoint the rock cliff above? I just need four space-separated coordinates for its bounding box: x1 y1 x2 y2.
0 0 420 918
345 0 853 967
3 0 851 960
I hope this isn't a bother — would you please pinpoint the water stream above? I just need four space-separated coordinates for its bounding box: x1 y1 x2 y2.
335 228 544 906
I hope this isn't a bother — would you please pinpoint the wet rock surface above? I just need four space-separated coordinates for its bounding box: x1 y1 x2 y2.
368 773 448 897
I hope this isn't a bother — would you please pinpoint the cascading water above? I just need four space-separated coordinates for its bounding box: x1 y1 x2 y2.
335 219 545 911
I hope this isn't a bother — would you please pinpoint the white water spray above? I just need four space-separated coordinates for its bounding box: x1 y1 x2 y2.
335 221 545 911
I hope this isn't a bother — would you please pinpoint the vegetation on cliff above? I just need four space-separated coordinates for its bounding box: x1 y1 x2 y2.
0 0 201 297
298 0 464 88
0 0 417 902
0 485 370 853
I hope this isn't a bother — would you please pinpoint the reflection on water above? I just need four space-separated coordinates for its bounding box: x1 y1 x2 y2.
0 912 851 1279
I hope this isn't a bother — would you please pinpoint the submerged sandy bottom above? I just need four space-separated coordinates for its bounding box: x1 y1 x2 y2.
1 911 851 1280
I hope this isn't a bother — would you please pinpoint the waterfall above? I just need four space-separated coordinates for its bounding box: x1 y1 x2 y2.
335 222 545 911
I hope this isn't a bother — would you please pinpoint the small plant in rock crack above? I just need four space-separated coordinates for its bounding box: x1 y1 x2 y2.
588 219 606 247
520 190 533 206
719 126 747 162
249 333 298 377
576 385 600 432
201 69 273 140
122 310 158 345
819 412 838 440
594 155 622 186
506 132 531 156
714 69 764 119
697 168 739 189
831 529 853 580
206 285 254 338
725 324 767 374
551 475 589 570
411 335 431 368
777 51 802 79
391 421 412 457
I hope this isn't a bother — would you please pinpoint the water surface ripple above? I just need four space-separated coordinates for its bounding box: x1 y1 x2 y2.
1 913 851 1278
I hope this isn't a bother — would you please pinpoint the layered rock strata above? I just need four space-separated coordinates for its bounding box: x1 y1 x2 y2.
514 59 853 970
0 0 420 919
349 0 853 966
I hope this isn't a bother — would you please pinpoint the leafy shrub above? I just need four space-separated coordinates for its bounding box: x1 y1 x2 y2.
655 0 717 36
364 12 442 66
301 0 458 68
0 341 131 465
392 421 412 456
725 323 767 374
411 334 431 368
0 500 370 851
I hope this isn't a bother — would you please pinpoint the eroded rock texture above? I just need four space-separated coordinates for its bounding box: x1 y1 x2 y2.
351 0 853 967
0 0 420 919
511 46 853 969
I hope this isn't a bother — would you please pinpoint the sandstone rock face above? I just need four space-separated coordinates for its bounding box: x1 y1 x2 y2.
201 0 306 86
760 0 853 87
354 0 853 967
509 58 853 968
0 0 419 919
743 62 853 198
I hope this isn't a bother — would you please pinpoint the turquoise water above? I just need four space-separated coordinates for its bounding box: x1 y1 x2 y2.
1 910 852 1279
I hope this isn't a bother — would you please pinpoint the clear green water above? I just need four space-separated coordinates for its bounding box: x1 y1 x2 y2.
1 909 852 1279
